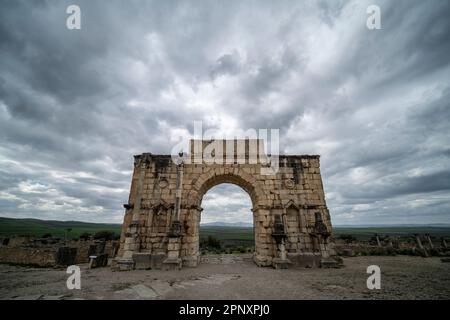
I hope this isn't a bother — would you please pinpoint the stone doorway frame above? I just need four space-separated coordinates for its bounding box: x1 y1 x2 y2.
184 170 266 267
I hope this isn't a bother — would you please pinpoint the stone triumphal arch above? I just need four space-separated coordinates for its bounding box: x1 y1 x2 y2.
113 139 336 271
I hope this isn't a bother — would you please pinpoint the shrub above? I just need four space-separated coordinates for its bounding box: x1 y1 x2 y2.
79 232 91 240
429 248 440 256
42 233 52 238
338 234 357 243
398 248 415 256
385 247 397 256
200 235 221 250
93 230 118 241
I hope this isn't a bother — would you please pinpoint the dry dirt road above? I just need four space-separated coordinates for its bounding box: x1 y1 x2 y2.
0 255 449 300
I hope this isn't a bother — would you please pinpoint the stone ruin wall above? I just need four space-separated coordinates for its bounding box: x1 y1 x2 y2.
0 237 118 267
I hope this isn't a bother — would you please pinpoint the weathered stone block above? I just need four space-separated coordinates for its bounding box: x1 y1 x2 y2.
287 252 322 268
55 247 77 266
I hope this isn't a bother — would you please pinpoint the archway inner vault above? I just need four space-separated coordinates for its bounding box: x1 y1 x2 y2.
199 182 254 255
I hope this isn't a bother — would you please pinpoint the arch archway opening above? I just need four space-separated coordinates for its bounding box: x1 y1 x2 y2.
199 183 255 257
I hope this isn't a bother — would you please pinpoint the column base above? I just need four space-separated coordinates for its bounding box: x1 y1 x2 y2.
162 257 182 270
320 257 342 268
132 253 152 270
287 252 321 268
112 258 135 271
272 258 292 269
253 254 273 267
182 255 200 267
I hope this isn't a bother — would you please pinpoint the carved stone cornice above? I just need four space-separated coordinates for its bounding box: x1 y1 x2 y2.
133 153 153 168
182 204 203 212
123 203 134 210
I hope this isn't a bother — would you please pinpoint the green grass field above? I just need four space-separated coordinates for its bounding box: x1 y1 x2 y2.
200 225 450 246
333 226 450 240
200 226 255 248
1 217 450 244
0 217 121 238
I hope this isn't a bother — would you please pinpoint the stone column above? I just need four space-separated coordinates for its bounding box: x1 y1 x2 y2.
271 214 291 269
174 157 184 221
163 154 184 270
318 235 330 258
279 238 287 261
441 237 448 249
375 234 382 247
425 234 434 249
414 234 428 257
253 208 273 267
311 234 319 253
182 207 202 267
163 235 182 270
415 234 424 250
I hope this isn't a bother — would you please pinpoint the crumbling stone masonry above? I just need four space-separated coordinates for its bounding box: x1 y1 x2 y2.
0 237 117 267
113 140 336 270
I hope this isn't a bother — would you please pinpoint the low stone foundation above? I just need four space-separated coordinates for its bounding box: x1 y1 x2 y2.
287 252 322 268
0 247 56 267
0 236 117 267
132 253 166 270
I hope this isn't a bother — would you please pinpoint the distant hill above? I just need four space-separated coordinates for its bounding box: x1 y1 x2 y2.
333 225 450 240
201 221 253 227
1 217 450 241
0 217 121 238
334 223 450 228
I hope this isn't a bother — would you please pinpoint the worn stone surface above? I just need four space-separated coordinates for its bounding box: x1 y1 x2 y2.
89 253 108 268
55 247 77 266
0 247 56 267
132 253 152 270
1 256 450 300
130 284 158 299
0 238 118 267
116 139 335 269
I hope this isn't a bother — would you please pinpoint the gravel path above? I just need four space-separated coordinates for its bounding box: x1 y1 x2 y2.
1 255 449 300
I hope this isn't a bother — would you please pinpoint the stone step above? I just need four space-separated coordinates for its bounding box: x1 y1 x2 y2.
320 258 342 268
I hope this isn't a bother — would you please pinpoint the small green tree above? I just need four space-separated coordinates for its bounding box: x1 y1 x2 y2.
200 235 222 251
338 234 356 244
79 232 91 240
206 235 221 249
93 230 117 241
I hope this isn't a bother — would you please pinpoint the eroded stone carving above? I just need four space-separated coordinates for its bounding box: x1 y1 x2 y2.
284 179 295 189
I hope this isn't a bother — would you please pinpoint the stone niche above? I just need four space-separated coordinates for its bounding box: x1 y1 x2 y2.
113 139 337 271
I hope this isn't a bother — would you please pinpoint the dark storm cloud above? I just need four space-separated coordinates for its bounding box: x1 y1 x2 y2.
0 0 449 225
210 51 242 80
339 170 450 203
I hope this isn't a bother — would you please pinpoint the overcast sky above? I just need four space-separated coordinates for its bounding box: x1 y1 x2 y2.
0 0 449 225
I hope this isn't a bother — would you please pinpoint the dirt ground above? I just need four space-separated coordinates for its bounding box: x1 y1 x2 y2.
0 254 449 300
